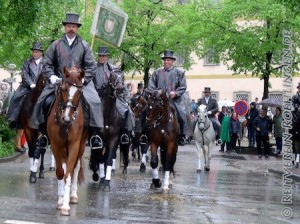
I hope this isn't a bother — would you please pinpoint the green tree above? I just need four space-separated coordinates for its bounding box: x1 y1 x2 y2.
107 0 196 87
0 0 90 69
186 0 300 99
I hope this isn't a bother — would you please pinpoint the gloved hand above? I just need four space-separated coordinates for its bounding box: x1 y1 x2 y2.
30 84 36 89
207 111 212 115
50 75 61 85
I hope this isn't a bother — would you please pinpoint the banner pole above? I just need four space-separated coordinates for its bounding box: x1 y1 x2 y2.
91 34 96 50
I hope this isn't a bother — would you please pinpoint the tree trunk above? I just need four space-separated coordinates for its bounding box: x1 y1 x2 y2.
263 74 269 100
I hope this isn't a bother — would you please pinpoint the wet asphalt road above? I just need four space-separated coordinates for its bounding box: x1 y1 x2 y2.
0 143 299 224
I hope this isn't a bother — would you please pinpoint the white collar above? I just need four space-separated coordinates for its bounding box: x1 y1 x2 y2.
66 36 76 46
35 58 41 65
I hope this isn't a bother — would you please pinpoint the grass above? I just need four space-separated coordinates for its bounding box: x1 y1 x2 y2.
0 116 16 158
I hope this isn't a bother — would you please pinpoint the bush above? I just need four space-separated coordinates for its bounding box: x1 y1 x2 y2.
0 116 16 158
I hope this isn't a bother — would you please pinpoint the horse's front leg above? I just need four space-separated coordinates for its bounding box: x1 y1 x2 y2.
150 143 161 189
38 146 47 178
204 143 212 172
162 142 177 192
103 143 118 191
70 160 81 204
195 141 203 173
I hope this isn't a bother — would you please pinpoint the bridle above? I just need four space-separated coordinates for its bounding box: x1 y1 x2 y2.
55 76 83 124
197 111 211 145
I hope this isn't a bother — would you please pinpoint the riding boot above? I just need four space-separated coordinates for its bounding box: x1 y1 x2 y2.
120 128 130 144
90 127 103 150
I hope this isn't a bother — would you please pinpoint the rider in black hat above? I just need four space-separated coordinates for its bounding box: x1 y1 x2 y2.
7 41 44 152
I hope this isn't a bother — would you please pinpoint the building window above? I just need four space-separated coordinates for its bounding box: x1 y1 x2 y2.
233 91 251 102
269 92 283 104
175 53 185 67
203 49 219 66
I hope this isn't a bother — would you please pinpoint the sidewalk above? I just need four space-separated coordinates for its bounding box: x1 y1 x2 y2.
215 137 300 182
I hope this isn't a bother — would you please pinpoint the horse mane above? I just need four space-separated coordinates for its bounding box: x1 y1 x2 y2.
198 104 207 112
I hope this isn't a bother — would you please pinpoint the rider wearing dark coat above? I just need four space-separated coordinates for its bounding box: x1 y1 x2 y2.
7 42 44 130
93 46 135 144
148 49 188 146
30 13 103 149
292 82 300 110
197 87 221 142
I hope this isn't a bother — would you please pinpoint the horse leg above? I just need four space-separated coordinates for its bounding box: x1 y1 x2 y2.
90 148 100 182
120 140 130 174
139 142 148 172
56 162 65 210
162 143 177 192
38 146 46 178
205 143 212 172
195 141 203 173
150 144 161 189
49 148 56 171
70 160 81 204
103 143 118 191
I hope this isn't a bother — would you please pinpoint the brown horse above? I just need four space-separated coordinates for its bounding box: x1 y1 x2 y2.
18 74 46 183
145 89 179 192
47 67 88 216
129 94 149 172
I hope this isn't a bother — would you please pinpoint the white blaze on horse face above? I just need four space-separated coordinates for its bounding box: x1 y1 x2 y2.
64 85 77 122
198 104 207 112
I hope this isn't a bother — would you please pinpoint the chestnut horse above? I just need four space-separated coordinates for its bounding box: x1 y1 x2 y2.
19 74 47 183
89 67 129 191
130 94 149 172
145 89 179 192
47 67 88 216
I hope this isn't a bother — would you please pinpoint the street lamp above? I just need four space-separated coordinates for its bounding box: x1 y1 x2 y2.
7 63 16 92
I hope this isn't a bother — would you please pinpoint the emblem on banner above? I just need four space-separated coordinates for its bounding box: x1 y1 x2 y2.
104 19 115 33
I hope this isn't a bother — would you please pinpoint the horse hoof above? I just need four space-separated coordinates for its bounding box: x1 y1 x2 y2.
29 172 37 183
39 171 44 179
162 188 169 194
205 167 210 172
139 163 146 172
122 168 127 174
196 169 201 173
92 173 99 182
57 203 63 210
49 167 56 171
70 196 78 204
60 208 70 216
296 162 299 168
103 180 111 192
152 178 162 188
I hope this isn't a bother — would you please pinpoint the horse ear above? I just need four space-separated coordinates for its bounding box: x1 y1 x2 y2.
80 69 85 79
63 67 68 78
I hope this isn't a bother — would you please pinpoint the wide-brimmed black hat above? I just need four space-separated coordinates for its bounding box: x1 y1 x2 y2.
161 49 176 61
297 82 300 88
30 42 43 51
137 83 144 89
62 13 82 27
203 87 211 93
97 46 110 56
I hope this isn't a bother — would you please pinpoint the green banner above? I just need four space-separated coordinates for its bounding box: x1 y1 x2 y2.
91 0 128 47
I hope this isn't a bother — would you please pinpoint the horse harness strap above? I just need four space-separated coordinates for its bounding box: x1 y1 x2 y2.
197 120 211 145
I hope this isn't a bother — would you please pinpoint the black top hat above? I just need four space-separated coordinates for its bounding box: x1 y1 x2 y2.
137 83 144 89
97 46 110 56
30 42 43 51
297 82 300 88
161 49 176 61
62 13 82 27
203 87 211 93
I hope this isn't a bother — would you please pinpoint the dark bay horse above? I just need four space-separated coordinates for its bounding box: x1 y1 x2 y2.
19 74 46 183
89 67 129 191
130 94 149 172
145 89 179 192
47 67 88 216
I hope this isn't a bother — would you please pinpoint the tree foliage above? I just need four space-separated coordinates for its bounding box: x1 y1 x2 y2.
186 0 300 99
0 0 90 69
111 0 196 86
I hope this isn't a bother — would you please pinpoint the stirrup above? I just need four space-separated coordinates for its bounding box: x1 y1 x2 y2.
121 133 130 144
216 139 222 145
139 134 148 145
37 135 48 148
90 135 103 150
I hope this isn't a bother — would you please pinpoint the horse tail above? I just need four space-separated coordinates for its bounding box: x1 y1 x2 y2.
77 157 85 185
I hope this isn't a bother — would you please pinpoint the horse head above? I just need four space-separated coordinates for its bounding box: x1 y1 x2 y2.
107 68 125 96
58 66 84 124
130 95 148 118
197 104 210 131
145 89 170 128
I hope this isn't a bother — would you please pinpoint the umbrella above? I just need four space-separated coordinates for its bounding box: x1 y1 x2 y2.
218 100 235 108
258 98 282 107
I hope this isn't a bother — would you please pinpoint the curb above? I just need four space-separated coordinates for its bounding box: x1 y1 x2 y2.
0 152 26 163
268 169 300 182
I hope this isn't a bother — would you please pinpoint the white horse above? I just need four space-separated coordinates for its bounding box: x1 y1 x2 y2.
194 105 215 173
